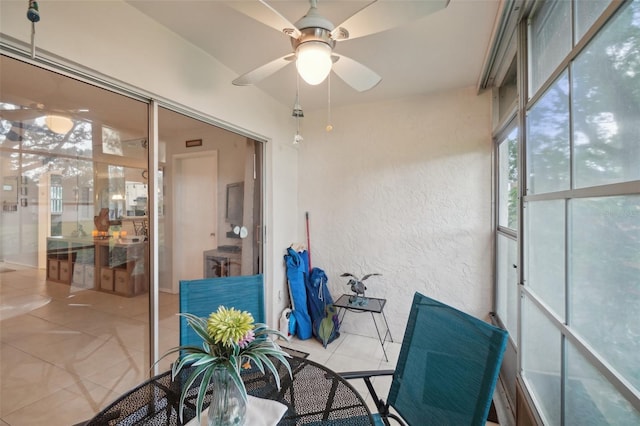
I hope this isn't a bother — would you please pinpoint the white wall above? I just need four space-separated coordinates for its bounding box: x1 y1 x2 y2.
0 0 297 326
297 87 493 340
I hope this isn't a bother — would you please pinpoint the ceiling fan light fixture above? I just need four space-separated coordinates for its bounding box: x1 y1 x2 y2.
45 114 73 134
295 41 332 85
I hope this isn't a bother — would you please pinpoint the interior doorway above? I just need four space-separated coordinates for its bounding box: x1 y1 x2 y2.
158 107 264 293
173 152 218 285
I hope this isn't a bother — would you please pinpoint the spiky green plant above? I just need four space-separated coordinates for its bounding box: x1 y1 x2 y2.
157 307 292 422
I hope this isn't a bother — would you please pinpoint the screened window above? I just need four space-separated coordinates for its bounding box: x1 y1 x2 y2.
495 233 518 342
574 0 611 40
526 72 570 194
498 127 519 230
528 0 571 94
524 199 565 318
522 1 640 424
569 195 640 391
572 6 640 188
521 294 562 425
496 124 519 344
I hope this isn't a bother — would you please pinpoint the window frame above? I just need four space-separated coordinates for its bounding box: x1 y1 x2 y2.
521 0 640 422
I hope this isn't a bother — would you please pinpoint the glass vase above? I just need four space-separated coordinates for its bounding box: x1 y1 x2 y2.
207 367 246 426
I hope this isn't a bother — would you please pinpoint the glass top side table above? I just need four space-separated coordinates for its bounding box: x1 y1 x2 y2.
333 294 394 361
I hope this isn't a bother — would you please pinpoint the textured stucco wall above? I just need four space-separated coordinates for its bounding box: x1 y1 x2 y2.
296 87 493 341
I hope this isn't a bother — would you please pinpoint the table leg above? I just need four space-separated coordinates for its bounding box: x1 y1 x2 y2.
370 312 389 362
337 306 392 362
381 309 393 343
337 307 347 326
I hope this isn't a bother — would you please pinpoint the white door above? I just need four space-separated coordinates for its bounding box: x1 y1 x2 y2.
174 152 217 284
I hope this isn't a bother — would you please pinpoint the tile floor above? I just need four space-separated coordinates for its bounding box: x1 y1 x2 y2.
0 263 498 425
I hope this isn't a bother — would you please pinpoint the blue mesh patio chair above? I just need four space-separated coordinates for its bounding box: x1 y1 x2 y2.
179 274 265 347
340 292 508 426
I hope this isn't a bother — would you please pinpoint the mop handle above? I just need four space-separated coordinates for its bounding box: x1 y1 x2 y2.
305 212 312 272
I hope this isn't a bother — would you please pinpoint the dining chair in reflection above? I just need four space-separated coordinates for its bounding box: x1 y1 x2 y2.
340 292 508 426
179 274 265 347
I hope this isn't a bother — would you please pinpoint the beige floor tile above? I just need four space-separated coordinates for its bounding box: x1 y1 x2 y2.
91 294 149 318
3 384 118 426
0 284 37 300
36 281 77 300
0 344 80 416
305 347 333 365
22 298 70 321
61 376 123 412
25 332 142 378
158 327 180 353
5 327 84 356
324 351 383 400
0 293 55 322
83 355 151 396
158 291 179 307
0 311 73 342
332 332 387 363
283 335 334 355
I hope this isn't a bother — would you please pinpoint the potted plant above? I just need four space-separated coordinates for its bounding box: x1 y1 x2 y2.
158 306 292 425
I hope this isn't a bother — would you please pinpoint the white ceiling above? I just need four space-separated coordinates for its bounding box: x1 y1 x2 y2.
126 0 501 111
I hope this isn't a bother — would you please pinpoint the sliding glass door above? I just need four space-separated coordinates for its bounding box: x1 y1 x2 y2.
0 54 265 424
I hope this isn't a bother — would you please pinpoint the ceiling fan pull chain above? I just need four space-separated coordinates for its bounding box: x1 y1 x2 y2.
293 73 304 145
326 73 333 132
26 0 40 59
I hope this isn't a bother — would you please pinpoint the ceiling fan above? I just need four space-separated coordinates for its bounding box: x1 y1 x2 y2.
231 0 449 92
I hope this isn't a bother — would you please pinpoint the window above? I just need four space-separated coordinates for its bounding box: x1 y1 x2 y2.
526 72 570 194
572 8 640 187
528 0 571 94
496 125 519 344
493 56 520 410
50 175 63 215
522 1 640 424
498 127 519 230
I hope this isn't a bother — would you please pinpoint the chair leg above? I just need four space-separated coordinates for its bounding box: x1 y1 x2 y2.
386 412 407 426
364 378 388 413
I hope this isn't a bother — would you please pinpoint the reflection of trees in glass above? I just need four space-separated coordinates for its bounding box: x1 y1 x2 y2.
571 196 640 392
506 129 519 229
498 127 519 230
572 1 640 187
1 119 94 185
0 115 93 157
527 73 571 194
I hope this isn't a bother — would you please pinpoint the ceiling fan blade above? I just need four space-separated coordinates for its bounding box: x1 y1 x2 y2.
331 54 381 92
332 0 450 41
232 54 295 86
227 0 301 39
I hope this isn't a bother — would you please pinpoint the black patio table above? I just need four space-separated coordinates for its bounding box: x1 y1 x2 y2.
85 355 374 425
